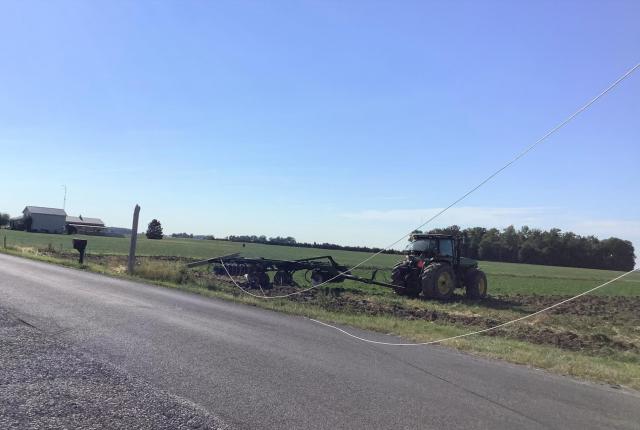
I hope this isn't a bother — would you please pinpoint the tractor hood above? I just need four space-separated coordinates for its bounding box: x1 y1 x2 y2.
459 256 479 268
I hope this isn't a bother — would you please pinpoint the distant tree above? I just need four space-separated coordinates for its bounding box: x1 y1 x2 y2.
500 225 520 262
518 241 538 263
171 232 194 238
428 225 462 236
599 238 636 271
146 219 164 240
268 236 297 245
478 228 502 261
0 213 10 227
463 227 486 259
518 228 544 264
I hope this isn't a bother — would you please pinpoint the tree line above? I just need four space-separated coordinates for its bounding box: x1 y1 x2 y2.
171 232 216 240
422 225 635 271
225 234 398 254
227 226 635 271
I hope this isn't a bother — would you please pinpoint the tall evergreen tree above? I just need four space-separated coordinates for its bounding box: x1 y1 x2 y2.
146 219 164 240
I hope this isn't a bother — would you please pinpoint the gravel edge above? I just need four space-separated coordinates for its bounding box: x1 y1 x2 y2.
0 306 230 430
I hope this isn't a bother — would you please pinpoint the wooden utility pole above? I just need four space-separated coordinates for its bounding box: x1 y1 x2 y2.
127 204 140 274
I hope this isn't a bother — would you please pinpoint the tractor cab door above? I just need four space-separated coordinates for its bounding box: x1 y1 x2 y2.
437 238 454 258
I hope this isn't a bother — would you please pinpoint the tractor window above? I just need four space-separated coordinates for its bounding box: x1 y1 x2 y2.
406 239 437 253
438 239 454 257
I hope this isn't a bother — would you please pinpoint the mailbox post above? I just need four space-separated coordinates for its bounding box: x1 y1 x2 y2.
72 238 88 264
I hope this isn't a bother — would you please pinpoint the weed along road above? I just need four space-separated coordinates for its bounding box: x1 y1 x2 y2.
1 254 638 430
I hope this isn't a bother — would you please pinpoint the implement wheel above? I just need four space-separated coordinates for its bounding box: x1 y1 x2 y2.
310 269 327 286
421 263 456 300
273 271 294 286
465 269 488 299
247 271 271 290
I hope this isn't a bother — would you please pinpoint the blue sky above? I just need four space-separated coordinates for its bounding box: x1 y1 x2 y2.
1 1 638 250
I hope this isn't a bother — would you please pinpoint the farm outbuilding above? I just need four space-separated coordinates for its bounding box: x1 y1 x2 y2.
8 216 25 230
10 205 108 236
65 215 106 235
22 206 68 233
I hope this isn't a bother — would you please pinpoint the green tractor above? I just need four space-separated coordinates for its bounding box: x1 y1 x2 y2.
391 233 487 300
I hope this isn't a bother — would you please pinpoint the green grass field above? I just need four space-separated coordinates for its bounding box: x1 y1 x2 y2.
0 229 395 264
2 229 637 296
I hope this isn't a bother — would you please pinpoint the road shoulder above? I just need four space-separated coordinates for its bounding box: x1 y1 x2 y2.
0 305 229 430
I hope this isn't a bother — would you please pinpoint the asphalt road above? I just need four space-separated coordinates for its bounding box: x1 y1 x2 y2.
0 305 226 429
1 253 638 429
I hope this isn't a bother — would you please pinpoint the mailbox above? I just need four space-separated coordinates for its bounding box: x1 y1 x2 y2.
72 238 88 264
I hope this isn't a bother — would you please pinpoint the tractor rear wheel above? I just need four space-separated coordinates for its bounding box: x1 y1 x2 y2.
465 269 488 299
421 263 456 300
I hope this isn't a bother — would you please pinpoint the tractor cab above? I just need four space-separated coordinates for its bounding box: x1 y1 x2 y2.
406 233 457 262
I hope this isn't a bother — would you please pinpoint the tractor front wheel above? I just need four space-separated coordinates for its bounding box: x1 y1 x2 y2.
465 269 488 299
391 264 421 297
421 263 456 300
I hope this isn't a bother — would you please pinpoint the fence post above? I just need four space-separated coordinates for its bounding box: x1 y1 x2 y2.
127 205 140 275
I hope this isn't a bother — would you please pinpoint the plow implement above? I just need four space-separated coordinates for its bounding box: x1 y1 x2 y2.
186 254 402 291
186 234 488 299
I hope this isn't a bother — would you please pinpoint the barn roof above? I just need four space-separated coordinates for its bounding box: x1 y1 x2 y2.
24 206 67 216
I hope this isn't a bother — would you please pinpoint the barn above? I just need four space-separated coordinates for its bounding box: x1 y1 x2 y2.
65 215 106 235
22 206 68 233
